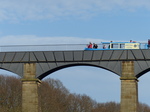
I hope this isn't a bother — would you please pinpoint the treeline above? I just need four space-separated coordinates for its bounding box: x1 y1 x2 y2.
0 75 150 112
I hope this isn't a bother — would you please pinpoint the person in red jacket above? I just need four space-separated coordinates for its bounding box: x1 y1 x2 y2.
87 42 92 48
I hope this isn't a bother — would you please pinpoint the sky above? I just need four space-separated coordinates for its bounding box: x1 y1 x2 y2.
0 0 150 105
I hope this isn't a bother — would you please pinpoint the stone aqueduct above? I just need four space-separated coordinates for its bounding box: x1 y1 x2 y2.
0 49 150 112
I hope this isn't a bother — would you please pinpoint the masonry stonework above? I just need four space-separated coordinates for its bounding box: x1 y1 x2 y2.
22 63 41 112
120 61 138 112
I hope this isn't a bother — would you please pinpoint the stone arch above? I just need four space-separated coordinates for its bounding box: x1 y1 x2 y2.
0 63 23 78
0 67 21 77
136 68 150 78
38 63 120 80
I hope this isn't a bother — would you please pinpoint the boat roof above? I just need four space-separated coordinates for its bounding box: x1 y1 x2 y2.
101 42 140 44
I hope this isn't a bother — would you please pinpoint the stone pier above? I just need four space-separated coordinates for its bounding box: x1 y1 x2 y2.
120 61 138 112
22 63 41 112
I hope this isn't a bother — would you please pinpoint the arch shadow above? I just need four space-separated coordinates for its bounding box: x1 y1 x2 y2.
136 68 150 78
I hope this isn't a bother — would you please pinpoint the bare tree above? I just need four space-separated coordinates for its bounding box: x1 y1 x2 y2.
0 75 150 112
0 75 21 112
91 102 120 112
40 78 70 112
138 103 150 112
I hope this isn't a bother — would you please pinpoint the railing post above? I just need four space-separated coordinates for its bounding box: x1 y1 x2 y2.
22 63 41 112
120 61 138 112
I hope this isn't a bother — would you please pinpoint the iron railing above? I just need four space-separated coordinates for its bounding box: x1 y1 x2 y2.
0 43 148 52
0 44 87 52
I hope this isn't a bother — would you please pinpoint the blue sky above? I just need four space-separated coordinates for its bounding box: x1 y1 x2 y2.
0 0 150 105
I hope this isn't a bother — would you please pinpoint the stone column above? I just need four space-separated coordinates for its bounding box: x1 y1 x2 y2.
22 63 41 112
120 61 138 112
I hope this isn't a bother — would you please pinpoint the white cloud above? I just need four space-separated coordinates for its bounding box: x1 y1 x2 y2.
0 0 150 21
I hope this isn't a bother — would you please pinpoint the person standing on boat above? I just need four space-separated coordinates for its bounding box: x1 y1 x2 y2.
93 43 98 49
87 42 92 48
